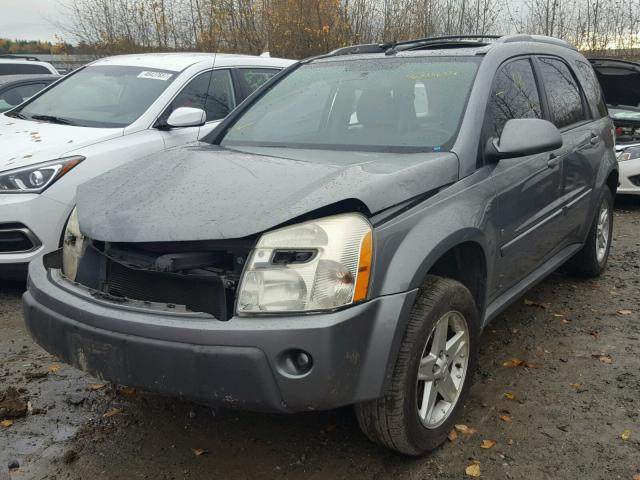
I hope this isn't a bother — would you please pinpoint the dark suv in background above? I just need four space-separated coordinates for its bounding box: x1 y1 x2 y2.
23 35 617 455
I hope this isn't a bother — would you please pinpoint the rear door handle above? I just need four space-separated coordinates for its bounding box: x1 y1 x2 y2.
547 153 561 168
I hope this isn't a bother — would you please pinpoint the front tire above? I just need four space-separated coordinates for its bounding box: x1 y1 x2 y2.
355 275 480 455
565 188 613 277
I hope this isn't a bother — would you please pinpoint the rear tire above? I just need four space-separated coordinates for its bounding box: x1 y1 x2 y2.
565 189 613 278
355 275 480 455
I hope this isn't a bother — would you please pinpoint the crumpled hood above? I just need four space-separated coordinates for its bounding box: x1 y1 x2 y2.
77 143 459 242
0 114 123 171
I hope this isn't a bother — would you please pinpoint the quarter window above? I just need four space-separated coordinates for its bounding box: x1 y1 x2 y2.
574 60 608 118
484 58 542 138
538 57 586 128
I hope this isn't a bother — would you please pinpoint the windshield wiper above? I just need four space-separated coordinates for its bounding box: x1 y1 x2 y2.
30 114 76 125
5 111 28 119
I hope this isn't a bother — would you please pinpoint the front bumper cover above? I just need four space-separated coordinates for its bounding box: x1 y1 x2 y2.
23 259 417 413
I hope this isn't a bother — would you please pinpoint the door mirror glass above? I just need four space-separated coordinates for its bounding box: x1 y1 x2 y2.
486 118 562 161
166 107 206 128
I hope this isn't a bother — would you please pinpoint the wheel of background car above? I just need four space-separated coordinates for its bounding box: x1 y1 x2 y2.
355 275 480 455
565 188 614 277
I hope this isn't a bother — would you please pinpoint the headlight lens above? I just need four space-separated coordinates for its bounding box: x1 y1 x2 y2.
618 146 640 162
62 208 87 282
237 213 373 314
0 156 84 193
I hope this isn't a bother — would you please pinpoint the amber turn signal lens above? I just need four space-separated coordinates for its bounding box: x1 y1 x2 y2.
353 230 372 302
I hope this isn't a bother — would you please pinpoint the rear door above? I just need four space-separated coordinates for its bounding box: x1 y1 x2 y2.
536 57 602 243
487 57 564 293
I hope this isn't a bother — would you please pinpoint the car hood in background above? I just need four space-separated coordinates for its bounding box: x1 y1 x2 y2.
77 144 459 242
0 115 123 171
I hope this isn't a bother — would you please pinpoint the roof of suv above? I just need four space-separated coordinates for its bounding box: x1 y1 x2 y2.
92 52 295 72
309 34 577 63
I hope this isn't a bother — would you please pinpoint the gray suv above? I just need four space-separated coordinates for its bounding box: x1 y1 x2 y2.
23 35 618 455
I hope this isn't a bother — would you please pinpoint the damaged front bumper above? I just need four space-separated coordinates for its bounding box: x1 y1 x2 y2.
23 259 417 413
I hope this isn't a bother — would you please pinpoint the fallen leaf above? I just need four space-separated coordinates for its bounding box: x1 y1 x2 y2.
524 299 550 309
0 419 13 428
561 318 570 324
480 439 496 449
569 383 582 389
193 448 208 456
592 352 613 364
102 408 123 418
589 330 599 340
525 361 543 369
500 415 512 423
633 474 640 480
504 392 515 401
622 429 632 441
455 424 479 435
87 383 106 391
322 424 337 433
448 429 458 442
617 309 632 316
553 313 565 318
465 463 481 477
119 386 136 396
502 358 524 368
507 438 514 445
47 364 62 373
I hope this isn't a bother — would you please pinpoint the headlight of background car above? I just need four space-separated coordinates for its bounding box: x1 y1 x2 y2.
617 146 640 162
0 156 84 193
237 213 373 313
62 208 87 282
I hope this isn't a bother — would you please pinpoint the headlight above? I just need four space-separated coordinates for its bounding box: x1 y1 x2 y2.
62 208 87 282
237 213 373 314
618 146 640 162
0 156 84 193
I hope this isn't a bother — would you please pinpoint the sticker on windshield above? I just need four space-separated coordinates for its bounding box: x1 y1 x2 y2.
137 71 173 81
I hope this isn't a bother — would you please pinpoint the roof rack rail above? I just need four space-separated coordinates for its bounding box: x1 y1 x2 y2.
326 33 577 58
497 34 577 51
0 54 41 61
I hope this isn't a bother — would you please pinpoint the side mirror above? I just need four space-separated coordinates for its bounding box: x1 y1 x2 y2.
165 107 206 128
486 118 562 162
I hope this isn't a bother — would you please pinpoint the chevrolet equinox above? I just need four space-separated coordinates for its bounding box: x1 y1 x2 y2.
23 34 618 455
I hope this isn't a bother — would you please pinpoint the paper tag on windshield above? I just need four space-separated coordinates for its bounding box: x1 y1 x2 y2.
137 71 173 81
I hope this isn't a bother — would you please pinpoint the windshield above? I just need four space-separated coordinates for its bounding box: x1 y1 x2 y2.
12 65 176 128
221 56 480 152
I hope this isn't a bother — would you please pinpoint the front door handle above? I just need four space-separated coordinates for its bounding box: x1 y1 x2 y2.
590 133 601 145
547 153 561 168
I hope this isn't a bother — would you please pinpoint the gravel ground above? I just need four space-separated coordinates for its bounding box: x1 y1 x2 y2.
1 197 639 480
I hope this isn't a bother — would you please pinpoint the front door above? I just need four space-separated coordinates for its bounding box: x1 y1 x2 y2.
485 57 565 294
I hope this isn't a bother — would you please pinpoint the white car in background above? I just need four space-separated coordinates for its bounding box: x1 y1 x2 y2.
0 55 59 75
0 53 294 278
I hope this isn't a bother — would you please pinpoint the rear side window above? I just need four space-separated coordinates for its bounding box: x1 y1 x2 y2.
574 60 608 118
538 57 586 128
0 64 51 75
238 68 279 96
484 58 542 138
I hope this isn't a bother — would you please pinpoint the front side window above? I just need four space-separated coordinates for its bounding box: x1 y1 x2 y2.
13 65 176 128
0 83 48 112
538 57 586 129
164 69 235 123
484 58 542 139
221 57 480 152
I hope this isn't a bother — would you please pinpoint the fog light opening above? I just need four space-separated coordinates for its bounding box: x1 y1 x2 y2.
278 349 313 377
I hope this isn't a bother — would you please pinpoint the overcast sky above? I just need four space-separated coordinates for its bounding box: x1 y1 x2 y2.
0 0 70 43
